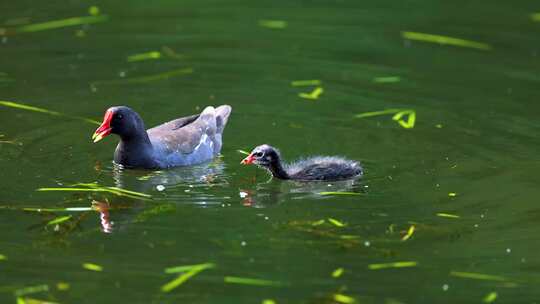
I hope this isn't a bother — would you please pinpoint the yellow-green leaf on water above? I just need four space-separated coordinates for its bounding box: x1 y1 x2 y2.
368 261 417 270
20 297 59 304
237 149 250 155
16 15 108 33
88 6 100 16
224 276 282 287
56 282 70 291
319 191 362 196
449 271 506 282
262 300 276 304
334 293 356 304
392 110 416 129
258 19 287 29
164 262 215 274
291 79 322 87
355 108 403 118
436 213 460 219
401 31 492 50
298 87 324 100
14 285 49 297
161 264 212 292
401 225 415 241
127 51 162 62
0 100 100 125
332 267 344 278
483 292 498 303
373 76 401 83
82 263 103 272
328 218 346 227
38 183 152 200
0 254 6 261
448 192 457 197
46 215 72 226
17 297 25 304
92 67 193 86
311 219 325 226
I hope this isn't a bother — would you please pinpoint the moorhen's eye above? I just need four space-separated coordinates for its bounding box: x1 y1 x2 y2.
254 152 263 157
117 114 123 120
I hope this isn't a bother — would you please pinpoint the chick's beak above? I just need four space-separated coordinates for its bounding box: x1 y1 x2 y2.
92 109 114 143
241 154 255 165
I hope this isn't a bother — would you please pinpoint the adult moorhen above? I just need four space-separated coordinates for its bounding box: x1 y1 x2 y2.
92 105 231 169
241 144 362 181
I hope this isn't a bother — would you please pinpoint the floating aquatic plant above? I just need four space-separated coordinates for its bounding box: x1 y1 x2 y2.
91 67 193 86
37 182 152 200
373 76 401 83
0 100 100 125
298 87 324 100
46 215 72 226
401 225 415 241
402 31 492 50
291 80 322 87
355 108 416 129
332 267 344 278
82 263 103 272
224 276 283 286
449 271 506 282
258 19 288 29
368 261 417 270
436 213 460 219
161 263 214 292
127 51 162 62
16 15 108 33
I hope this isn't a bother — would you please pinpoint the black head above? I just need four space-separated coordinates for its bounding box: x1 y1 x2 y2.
92 106 146 142
241 144 280 168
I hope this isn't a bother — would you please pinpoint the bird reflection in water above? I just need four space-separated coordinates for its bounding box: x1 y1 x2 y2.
238 178 363 207
91 200 113 233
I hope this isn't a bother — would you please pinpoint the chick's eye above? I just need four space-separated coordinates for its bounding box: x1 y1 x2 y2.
116 114 123 120
254 152 263 157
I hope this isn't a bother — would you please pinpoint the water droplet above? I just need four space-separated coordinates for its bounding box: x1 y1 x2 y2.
241 241 247 246
156 185 165 191
506 248 511 253
364 241 371 247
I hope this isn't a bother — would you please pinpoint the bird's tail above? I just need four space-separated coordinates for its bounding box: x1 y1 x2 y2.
215 105 232 134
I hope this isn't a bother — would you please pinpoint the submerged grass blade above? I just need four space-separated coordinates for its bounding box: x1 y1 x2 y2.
298 87 324 100
355 109 403 118
17 15 108 33
14 285 49 297
368 261 417 270
291 79 322 87
401 225 415 241
46 215 72 226
38 183 152 200
328 218 346 227
82 263 103 272
334 294 356 304
449 271 506 282
0 100 100 125
332 267 344 278
224 276 282 287
402 31 492 50
127 51 162 62
258 19 288 29
0 100 61 115
23 207 93 212
92 67 193 86
436 213 460 219
373 76 401 83
161 264 213 292
483 292 498 303
319 191 362 196
164 263 215 274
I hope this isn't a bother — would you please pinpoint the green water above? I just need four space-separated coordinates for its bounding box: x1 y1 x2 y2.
1 1 540 303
